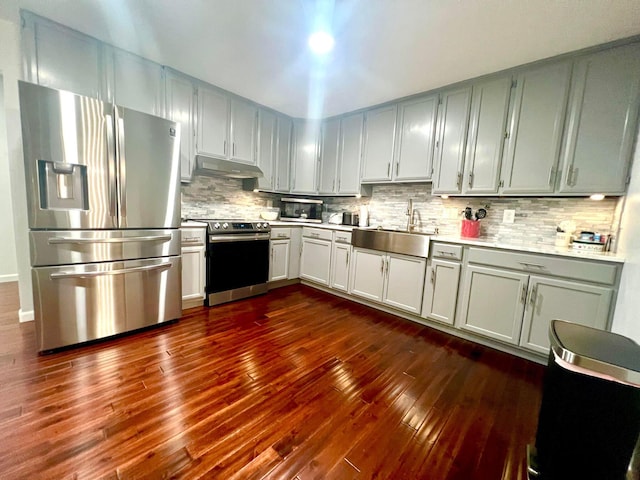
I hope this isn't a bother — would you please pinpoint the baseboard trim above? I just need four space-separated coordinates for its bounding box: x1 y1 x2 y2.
19 309 34 322
0 274 18 283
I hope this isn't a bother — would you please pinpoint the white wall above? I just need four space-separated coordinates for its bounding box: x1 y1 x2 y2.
0 75 18 282
0 15 33 321
612 125 640 344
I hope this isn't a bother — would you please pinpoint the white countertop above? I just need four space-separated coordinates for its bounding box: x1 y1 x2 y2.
430 236 624 263
182 220 624 263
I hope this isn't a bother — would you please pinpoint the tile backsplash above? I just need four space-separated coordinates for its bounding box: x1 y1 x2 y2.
182 177 621 248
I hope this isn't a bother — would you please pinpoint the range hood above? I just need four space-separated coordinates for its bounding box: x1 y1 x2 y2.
195 155 263 179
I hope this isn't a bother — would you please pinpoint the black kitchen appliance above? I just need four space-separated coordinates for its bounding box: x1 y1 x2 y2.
280 198 323 223
528 320 640 479
195 219 271 306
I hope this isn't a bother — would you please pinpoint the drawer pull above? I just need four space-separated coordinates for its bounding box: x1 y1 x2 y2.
437 251 457 257
519 262 546 270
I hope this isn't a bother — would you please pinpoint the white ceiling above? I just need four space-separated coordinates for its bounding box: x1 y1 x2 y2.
1 0 640 118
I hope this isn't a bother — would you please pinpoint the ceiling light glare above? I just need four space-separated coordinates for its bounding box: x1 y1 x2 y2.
308 31 335 55
590 193 605 201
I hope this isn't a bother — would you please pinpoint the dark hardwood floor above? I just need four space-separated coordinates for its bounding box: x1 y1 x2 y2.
0 282 545 479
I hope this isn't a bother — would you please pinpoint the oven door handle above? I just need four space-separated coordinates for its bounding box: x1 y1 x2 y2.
208 234 271 242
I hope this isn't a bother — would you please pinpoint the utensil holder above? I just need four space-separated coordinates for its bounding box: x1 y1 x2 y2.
555 232 571 247
461 219 480 238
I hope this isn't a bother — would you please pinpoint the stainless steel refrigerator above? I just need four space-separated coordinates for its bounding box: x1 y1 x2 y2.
19 81 182 352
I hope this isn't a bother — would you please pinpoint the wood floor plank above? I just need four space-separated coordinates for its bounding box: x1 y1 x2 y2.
0 284 545 479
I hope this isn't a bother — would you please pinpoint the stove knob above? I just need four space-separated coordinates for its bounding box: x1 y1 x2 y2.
256 223 261 229
213 223 221 229
222 223 229 229
263 222 269 228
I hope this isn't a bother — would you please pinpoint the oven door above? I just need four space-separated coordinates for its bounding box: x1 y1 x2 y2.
206 234 270 305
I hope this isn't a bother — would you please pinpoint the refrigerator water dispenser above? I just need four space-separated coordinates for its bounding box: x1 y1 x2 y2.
37 160 89 210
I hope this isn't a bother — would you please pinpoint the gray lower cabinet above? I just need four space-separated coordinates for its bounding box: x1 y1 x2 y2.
269 239 290 281
22 11 106 100
165 69 196 183
432 88 472 194
559 43 640 194
291 120 321 194
459 265 529 345
330 242 351 292
500 61 572 194
350 248 426 314
457 246 619 355
361 105 397 182
422 259 461 325
300 228 332 284
462 76 512 195
519 276 612 355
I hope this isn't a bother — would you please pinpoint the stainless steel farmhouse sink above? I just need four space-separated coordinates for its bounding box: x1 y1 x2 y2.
352 228 431 258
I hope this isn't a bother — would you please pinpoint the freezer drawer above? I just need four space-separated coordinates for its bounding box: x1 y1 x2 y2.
29 229 180 266
32 256 181 351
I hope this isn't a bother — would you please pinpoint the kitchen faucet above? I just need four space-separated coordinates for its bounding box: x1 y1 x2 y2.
406 199 418 232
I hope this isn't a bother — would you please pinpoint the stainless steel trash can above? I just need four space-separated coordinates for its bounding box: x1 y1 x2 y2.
528 320 640 479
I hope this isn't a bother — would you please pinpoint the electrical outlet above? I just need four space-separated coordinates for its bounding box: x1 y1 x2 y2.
503 209 515 224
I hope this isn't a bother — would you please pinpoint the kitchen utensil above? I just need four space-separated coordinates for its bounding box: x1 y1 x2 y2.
464 207 473 220
475 208 487 220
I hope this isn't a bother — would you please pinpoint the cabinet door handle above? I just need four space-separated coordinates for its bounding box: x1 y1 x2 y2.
224 140 227 155
571 167 579 186
346 251 349 266
456 171 462 190
380 257 385 273
529 285 537 307
387 163 391 178
233 142 236 156
548 165 556 186
468 171 474 189
430 268 435 284
520 284 527 304
395 162 399 176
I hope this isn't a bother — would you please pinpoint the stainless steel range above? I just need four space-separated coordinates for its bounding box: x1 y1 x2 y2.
197 220 271 306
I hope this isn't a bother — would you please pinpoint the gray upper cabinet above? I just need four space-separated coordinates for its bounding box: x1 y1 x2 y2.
361 105 397 182
558 43 640 194
255 109 277 190
291 120 321 194
109 47 165 117
197 85 229 159
230 98 257 165
319 118 341 194
338 113 365 194
275 116 292 192
22 12 106 100
318 113 365 195
165 69 196 183
394 95 438 181
432 88 472 194
462 76 512 195
501 62 572 194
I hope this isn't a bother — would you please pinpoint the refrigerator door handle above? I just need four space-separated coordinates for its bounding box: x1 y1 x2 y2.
106 114 118 222
50 263 171 280
116 108 127 224
47 234 173 245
